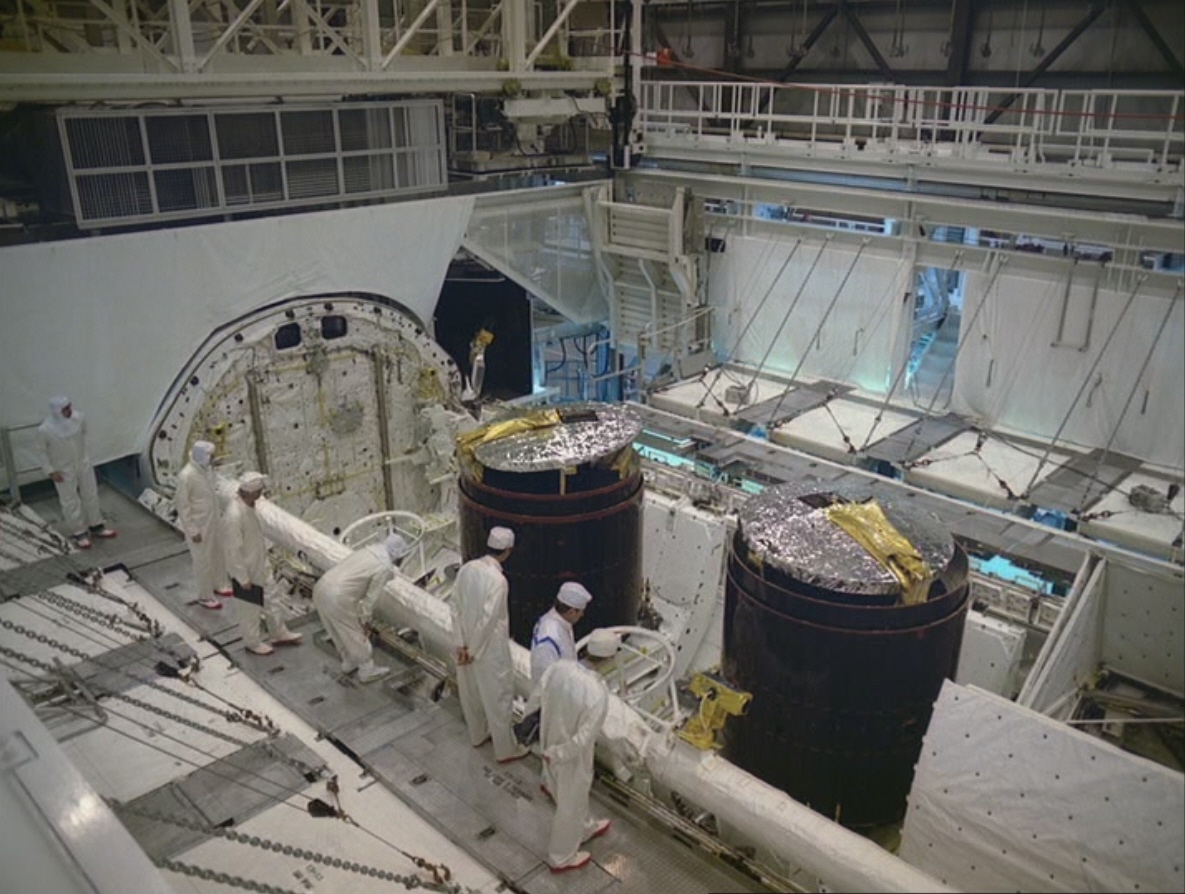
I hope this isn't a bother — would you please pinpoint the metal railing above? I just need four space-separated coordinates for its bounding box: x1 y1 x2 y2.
639 82 1184 171
0 422 42 506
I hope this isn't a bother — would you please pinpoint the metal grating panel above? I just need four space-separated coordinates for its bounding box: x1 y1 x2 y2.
145 115 213 163
216 112 280 159
58 100 446 227
115 735 325 861
65 116 144 168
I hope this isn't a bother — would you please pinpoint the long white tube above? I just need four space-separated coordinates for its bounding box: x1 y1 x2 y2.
237 485 954 893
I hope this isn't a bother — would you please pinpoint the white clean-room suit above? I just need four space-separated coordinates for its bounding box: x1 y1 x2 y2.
451 554 519 760
539 660 610 868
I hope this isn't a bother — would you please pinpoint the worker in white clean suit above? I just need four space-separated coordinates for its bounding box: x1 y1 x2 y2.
312 532 409 683
538 630 618 873
175 440 232 612
530 581 591 686
222 471 303 656
451 526 528 763
514 581 593 747
36 396 117 549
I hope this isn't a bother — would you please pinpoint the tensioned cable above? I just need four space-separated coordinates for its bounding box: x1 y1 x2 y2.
1076 283 1183 513
695 236 803 411
858 250 965 452
12 597 132 653
1020 273 1149 498
744 234 833 394
48 697 452 882
9 638 433 870
5 640 458 880
944 427 1185 518
763 238 870 431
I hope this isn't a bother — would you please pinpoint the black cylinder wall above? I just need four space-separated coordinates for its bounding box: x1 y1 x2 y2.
722 490 970 828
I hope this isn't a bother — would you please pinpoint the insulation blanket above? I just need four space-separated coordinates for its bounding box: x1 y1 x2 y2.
900 681 1184 892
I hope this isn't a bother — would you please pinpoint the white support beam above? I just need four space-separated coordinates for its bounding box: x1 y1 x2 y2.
523 0 579 67
196 0 269 71
359 0 381 69
87 0 177 68
382 0 444 68
465 0 501 53
502 0 526 71
0 66 611 101
167 0 196 71
289 0 311 52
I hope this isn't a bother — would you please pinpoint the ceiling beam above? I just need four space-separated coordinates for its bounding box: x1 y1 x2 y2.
1124 0 1184 78
984 1 1107 125
943 0 973 87
775 3 839 81
839 0 893 82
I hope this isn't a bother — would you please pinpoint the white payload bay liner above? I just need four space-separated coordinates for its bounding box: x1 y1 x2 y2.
901 681 1184 893
234 479 953 893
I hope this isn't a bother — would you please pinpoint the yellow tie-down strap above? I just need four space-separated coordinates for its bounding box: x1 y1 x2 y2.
825 500 933 606
455 409 563 474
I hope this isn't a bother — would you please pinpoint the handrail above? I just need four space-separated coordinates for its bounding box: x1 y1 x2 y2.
639 81 1184 172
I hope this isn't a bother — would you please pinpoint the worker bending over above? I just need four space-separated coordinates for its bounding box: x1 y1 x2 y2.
313 532 409 683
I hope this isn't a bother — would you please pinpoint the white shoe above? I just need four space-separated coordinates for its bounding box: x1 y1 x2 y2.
270 632 303 647
549 851 591 873
73 534 93 550
247 643 275 656
582 818 611 842
357 663 391 683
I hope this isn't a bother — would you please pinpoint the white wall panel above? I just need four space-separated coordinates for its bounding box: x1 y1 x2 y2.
0 195 475 472
952 267 1185 467
708 235 909 394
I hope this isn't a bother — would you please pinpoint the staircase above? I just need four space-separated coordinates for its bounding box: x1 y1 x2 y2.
911 310 960 410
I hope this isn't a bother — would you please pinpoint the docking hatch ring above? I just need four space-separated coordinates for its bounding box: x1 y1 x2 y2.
340 510 427 571
575 625 679 725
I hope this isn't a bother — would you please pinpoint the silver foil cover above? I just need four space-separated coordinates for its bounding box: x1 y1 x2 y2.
473 403 643 473
737 480 955 595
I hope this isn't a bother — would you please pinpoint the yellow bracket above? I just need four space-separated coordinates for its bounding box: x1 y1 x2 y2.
676 673 752 751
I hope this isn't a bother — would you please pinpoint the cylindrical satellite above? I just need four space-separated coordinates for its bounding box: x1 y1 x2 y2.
722 481 970 828
456 403 644 645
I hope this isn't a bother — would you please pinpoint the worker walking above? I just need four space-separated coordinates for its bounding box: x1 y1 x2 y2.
538 630 618 873
451 526 528 763
313 532 409 683
36 396 117 549
175 440 232 611
223 471 303 656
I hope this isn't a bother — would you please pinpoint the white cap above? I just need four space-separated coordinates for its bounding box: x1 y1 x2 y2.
384 532 410 562
238 471 267 493
556 581 592 610
487 527 515 550
50 396 71 413
192 441 216 466
585 629 620 659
